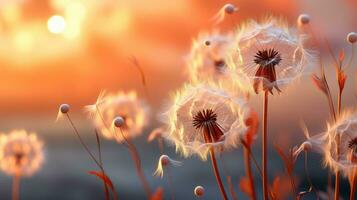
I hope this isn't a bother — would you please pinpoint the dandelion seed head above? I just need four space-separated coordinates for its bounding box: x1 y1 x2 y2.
88 91 149 143
59 104 70 114
187 32 234 82
297 14 310 26
187 32 253 96
323 111 357 176
229 17 316 93
163 84 249 160
347 32 357 44
0 130 44 177
194 186 205 197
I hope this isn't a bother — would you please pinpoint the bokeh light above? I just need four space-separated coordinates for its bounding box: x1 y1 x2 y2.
47 15 66 34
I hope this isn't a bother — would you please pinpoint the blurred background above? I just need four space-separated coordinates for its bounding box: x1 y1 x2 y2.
0 0 356 199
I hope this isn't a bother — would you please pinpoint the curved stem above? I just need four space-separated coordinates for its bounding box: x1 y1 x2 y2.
244 147 257 200
118 128 152 198
12 174 20 200
304 152 319 199
262 91 269 200
209 148 229 200
65 114 102 168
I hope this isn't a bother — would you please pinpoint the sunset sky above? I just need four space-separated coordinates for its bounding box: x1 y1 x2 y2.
0 0 355 131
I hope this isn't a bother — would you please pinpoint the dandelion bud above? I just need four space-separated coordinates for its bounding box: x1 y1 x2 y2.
113 116 125 128
60 104 70 114
224 4 237 14
297 14 310 26
347 32 357 44
160 155 170 166
302 141 312 151
194 186 205 197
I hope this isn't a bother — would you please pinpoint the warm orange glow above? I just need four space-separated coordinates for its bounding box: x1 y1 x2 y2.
47 15 66 34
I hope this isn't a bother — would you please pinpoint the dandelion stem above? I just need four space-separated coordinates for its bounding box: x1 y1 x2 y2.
262 91 269 200
65 114 115 200
118 128 152 198
335 84 343 200
347 44 355 69
65 114 102 169
334 136 341 200
209 147 229 200
12 174 20 200
350 174 356 200
244 147 257 200
304 151 319 199
167 167 175 200
227 176 238 200
95 130 110 200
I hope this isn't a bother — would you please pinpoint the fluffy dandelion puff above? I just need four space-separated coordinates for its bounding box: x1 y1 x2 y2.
188 32 234 82
229 17 316 94
0 130 44 177
211 4 238 24
323 111 357 176
187 32 253 96
153 155 182 178
297 14 310 26
86 91 150 143
163 84 250 160
194 186 205 197
347 32 357 44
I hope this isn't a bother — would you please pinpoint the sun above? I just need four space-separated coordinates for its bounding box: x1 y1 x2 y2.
47 15 66 34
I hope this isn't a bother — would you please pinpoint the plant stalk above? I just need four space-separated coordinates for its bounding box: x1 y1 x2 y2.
12 174 20 200
262 91 269 200
244 147 257 200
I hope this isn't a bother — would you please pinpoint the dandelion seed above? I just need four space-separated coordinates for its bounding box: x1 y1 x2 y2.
113 116 125 128
347 32 357 44
87 91 149 143
153 155 182 178
211 4 238 24
194 186 205 197
56 103 70 121
297 14 310 26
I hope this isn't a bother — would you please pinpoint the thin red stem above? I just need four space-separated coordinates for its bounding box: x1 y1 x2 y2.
209 148 229 200
118 128 152 198
244 147 257 200
262 91 269 200
12 174 20 200
350 174 356 200
227 176 238 200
